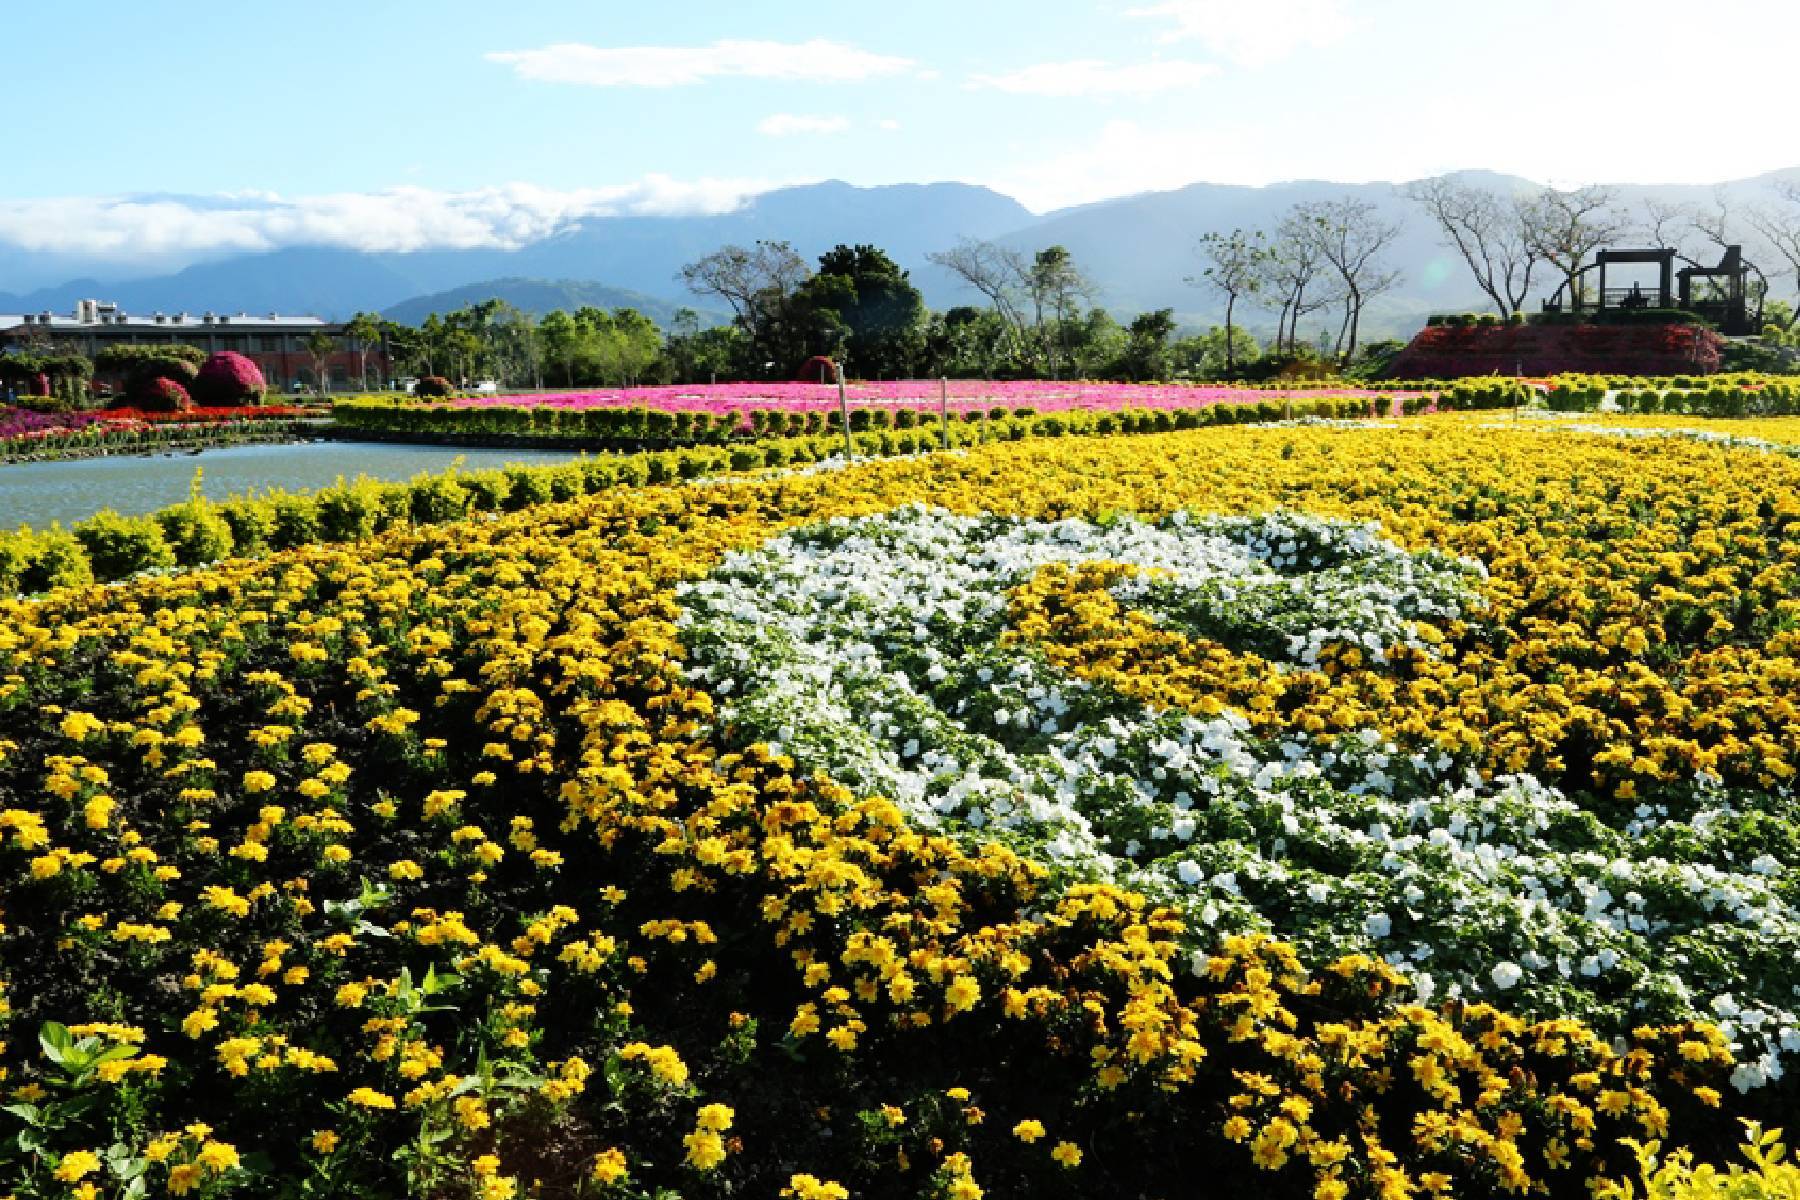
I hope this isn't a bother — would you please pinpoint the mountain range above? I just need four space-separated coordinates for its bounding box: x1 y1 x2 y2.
5 172 1799 337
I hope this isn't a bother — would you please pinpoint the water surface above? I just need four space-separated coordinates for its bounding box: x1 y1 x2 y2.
0 440 586 529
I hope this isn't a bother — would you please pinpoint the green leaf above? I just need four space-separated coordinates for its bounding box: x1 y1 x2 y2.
39 1020 73 1062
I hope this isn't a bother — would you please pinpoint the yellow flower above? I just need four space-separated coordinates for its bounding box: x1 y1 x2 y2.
347 1086 396 1109
1051 1141 1082 1168
592 1148 630 1186
1012 1119 1045 1144
311 1130 340 1154
696 1103 735 1132
241 770 276 794
683 1129 727 1171
53 1150 101 1181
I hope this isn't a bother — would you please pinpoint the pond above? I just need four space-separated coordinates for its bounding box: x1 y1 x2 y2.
0 439 589 530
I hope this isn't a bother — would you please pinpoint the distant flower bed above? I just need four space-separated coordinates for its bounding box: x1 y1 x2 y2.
336 382 1412 446
0 405 320 462
449 379 1408 418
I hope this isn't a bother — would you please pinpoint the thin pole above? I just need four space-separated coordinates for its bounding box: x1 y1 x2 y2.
939 377 950 451
836 361 854 462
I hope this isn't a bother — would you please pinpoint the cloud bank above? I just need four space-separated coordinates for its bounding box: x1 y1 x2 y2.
0 178 773 258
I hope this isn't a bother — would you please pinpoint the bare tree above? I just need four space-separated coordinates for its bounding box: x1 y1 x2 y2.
1293 197 1403 361
1637 197 1691 252
928 239 1034 360
1518 186 1626 309
1689 187 1740 256
1747 183 1800 304
1406 177 1540 318
1263 213 1340 354
679 240 810 368
928 239 1093 375
1189 229 1267 375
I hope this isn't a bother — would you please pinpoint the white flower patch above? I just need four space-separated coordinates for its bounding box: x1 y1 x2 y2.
676 504 1800 1085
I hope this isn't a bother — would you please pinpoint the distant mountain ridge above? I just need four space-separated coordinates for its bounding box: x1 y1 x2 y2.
379 278 725 328
6 171 1800 338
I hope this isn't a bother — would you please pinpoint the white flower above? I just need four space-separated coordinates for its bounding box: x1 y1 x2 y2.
1490 962 1523 990
1363 913 1392 939
1176 860 1203 885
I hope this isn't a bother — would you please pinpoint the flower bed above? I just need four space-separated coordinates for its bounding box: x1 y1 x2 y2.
334 382 1405 445
3 420 1797 1199
0 405 320 464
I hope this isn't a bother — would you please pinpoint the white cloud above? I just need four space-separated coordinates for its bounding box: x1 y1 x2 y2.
0 177 776 258
968 59 1217 96
756 113 852 137
878 119 902 131
1125 0 1355 66
487 39 916 87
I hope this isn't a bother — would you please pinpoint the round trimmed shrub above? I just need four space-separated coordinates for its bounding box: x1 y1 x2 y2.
141 376 194 412
192 352 267 407
414 376 455 399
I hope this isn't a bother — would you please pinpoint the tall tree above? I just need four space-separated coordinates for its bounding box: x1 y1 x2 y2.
342 312 386 391
1293 197 1403 361
304 330 337 395
1190 229 1268 375
1747 184 1800 305
1025 246 1094 378
794 244 926 378
1518 185 1626 310
678 241 810 376
927 238 1034 365
1406 178 1540 318
1264 214 1339 354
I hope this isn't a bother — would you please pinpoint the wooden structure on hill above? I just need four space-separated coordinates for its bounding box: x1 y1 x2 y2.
1541 245 1764 335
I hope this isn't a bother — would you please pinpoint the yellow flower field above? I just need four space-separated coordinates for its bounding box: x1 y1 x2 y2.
3 416 1799 1199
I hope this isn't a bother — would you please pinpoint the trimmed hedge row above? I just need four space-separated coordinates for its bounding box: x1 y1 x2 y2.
1 397 1389 597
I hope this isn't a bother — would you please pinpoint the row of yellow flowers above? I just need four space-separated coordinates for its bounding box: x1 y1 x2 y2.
2 414 1797 1198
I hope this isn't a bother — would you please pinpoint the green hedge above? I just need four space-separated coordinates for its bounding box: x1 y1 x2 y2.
0 398 1391 597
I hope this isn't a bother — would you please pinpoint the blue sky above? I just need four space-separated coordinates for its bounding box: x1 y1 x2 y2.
4 0 1797 260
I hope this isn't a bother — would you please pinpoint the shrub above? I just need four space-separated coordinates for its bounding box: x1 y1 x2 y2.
191 352 268 406
407 471 470 523
18 528 92 593
156 502 234 566
315 479 384 542
267 493 323 549
218 500 275 554
141 376 193 412
73 510 176 580
414 376 455 399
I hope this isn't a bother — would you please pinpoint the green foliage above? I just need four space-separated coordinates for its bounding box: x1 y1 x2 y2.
72 510 176 578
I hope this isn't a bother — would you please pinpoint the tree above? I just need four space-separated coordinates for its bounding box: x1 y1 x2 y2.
1406 178 1540 318
1262 215 1340 355
304 331 337 395
793 244 926 378
1293 197 1403 361
344 312 385 391
1518 185 1626 310
1117 309 1177 380
1191 229 1268 375
927 239 1094 377
926 239 1034 366
1748 187 1800 306
679 241 811 376
1025 246 1095 378
537 310 582 387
